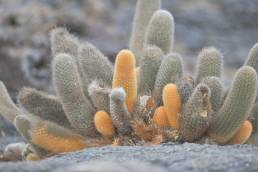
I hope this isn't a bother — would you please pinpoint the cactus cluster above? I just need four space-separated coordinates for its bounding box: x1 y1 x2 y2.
0 0 258 161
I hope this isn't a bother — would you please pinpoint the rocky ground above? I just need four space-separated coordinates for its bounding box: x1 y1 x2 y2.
0 143 258 172
0 0 258 171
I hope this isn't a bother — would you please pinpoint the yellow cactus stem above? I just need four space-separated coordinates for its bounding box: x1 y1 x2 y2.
94 111 115 139
112 49 137 112
146 97 155 110
30 122 87 154
227 120 253 145
26 153 40 161
135 67 140 81
162 84 181 129
152 106 169 127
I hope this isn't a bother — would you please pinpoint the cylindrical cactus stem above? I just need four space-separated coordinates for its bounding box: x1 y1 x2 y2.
109 88 132 135
145 10 175 54
250 102 258 133
195 47 223 84
152 106 169 127
78 43 114 86
94 111 115 138
244 43 258 101
17 88 70 128
50 27 79 58
52 53 96 136
176 76 195 104
129 0 161 65
162 84 181 129
244 43 258 73
14 116 49 157
29 120 88 154
153 53 183 105
209 66 257 144
179 84 212 142
227 120 253 145
201 77 224 112
26 153 40 161
138 46 163 95
88 81 111 113
112 50 137 113
0 81 21 123
135 67 140 81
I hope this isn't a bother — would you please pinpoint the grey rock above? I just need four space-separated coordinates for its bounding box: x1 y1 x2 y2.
53 161 167 172
0 143 258 172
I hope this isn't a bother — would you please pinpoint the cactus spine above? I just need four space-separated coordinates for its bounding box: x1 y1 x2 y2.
176 76 195 104
179 84 211 142
109 88 132 135
0 81 21 122
30 121 87 153
14 116 49 157
50 27 79 58
18 88 70 128
250 103 258 132
153 53 183 105
195 47 223 83
112 50 137 113
52 53 95 135
152 106 169 127
94 111 114 138
245 43 258 73
145 10 175 54
78 43 114 85
162 84 181 129
209 66 257 144
201 77 223 112
129 0 161 65
88 81 111 114
227 120 253 145
138 46 163 95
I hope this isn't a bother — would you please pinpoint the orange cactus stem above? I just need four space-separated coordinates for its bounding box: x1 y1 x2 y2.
30 122 87 154
26 153 40 161
227 120 253 145
112 49 137 112
162 84 181 129
135 67 140 81
94 111 115 138
152 106 169 127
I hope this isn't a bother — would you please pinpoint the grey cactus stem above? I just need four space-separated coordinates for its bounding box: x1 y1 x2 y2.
0 81 21 123
176 76 195 104
52 53 96 135
202 77 223 112
79 43 114 86
18 88 71 128
144 10 175 54
14 115 49 157
88 81 111 113
179 84 211 142
209 66 257 144
245 43 258 73
109 88 132 135
129 0 161 65
50 27 79 58
138 46 163 95
153 53 183 105
195 47 223 83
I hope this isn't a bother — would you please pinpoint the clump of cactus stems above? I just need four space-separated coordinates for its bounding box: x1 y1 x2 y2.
0 0 258 161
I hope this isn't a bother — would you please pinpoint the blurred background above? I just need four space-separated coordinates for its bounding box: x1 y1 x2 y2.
0 0 258 99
